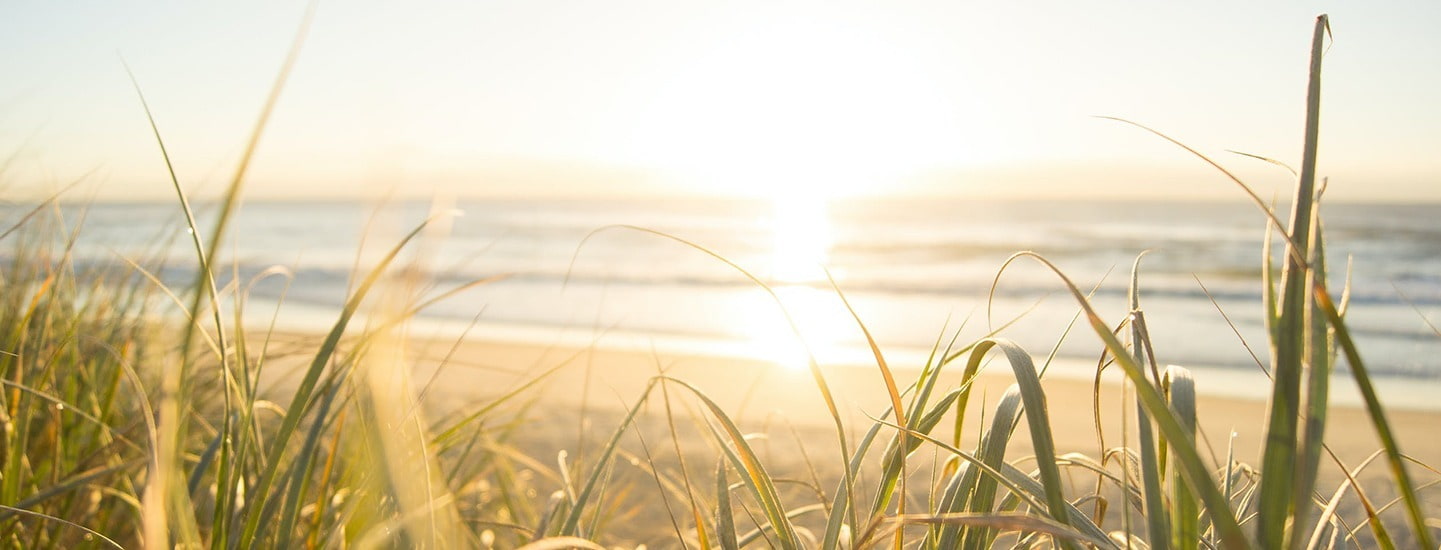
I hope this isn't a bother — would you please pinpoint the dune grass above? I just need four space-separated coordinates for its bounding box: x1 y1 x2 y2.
1 12 1438 549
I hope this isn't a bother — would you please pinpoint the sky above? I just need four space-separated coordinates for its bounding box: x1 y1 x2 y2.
2 1 1440 202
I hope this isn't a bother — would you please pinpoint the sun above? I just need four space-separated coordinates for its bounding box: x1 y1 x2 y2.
735 192 850 371
627 14 964 199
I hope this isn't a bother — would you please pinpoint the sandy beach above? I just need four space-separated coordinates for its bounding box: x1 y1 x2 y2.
261 329 1441 503
388 336 1436 458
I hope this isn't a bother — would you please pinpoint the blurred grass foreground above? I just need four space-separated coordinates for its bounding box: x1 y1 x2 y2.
2 13 1439 550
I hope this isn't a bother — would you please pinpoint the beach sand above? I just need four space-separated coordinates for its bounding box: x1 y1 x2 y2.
381 335 1440 465
261 330 1441 542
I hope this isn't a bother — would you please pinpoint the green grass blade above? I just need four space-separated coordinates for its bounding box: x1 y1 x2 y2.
925 462 969 550
234 217 435 548
0 504 125 550
733 504 827 547
826 269 915 545
956 385 1022 550
1263 205 1280 357
869 419 1114 548
993 461 1112 545
661 377 801 550
827 271 906 429
0 380 141 453
7 460 146 517
1291 196 1332 550
1258 16 1329 549
120 61 227 367
1312 285 1434 548
716 460 739 550
124 61 220 548
870 387 963 518
273 377 346 548
1304 451 1391 550
1165 367 1200 550
557 380 655 537
999 252 1251 549
187 430 224 497
822 411 889 550
1130 255 1172 550
125 8 313 545
1227 150 1299 178
964 339 1074 543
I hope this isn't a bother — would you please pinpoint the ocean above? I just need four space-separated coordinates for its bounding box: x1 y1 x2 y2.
13 197 1441 406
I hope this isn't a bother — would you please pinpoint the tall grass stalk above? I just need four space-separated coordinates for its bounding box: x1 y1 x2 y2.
1255 16 1329 549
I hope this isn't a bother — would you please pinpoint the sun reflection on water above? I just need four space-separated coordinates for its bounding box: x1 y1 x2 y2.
744 286 856 371
746 195 850 370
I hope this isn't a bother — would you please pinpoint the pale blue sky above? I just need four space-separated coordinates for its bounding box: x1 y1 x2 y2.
2 1 1439 201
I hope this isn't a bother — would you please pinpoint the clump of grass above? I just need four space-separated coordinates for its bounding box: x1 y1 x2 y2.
0 203 157 549
2 12 1437 550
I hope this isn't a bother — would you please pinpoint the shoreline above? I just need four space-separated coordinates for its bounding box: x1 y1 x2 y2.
258 303 1441 413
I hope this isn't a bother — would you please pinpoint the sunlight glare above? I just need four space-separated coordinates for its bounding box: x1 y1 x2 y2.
744 286 853 371
740 193 854 371
769 194 832 284
750 193 847 370
630 14 964 199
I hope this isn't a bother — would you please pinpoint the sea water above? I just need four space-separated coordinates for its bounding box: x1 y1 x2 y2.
12 198 1441 405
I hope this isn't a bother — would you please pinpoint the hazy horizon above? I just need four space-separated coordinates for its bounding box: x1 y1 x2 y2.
4 2 1440 203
